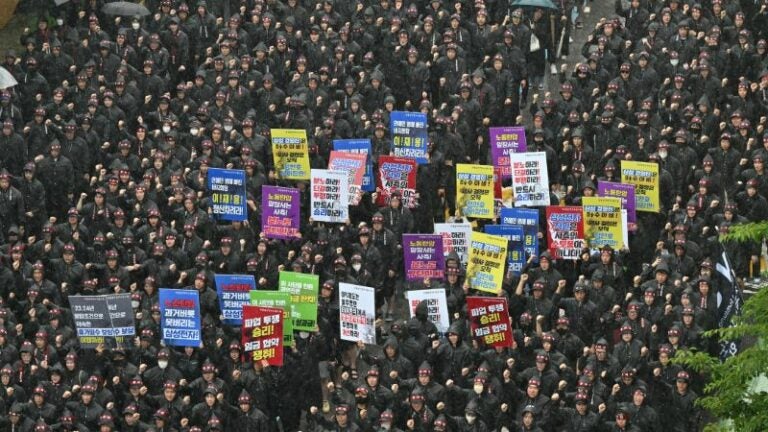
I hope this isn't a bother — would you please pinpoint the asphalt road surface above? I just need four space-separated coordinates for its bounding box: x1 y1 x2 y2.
543 0 609 100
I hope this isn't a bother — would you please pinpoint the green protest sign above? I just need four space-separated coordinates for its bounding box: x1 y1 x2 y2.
278 271 319 331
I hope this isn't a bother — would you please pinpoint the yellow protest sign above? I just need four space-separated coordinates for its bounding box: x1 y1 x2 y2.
456 164 495 219
271 129 311 180
620 161 659 213
467 232 508 294
582 197 625 250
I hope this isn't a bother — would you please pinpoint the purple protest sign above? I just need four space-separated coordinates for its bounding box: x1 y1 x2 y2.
261 186 301 240
598 181 636 228
490 126 527 180
403 234 445 281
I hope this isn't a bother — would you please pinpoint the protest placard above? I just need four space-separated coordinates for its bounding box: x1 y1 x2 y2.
242 305 284 366
490 126 526 180
159 289 201 347
434 222 473 267
271 129 311 180
207 168 247 221
598 181 636 229
456 164 495 219
214 274 256 325
467 232 508 294
620 161 660 213
278 271 319 331
466 297 513 348
500 208 539 261
338 283 376 344
484 224 526 274
403 234 445 281
390 111 428 163
582 197 625 250
311 169 349 223
329 150 367 205
509 152 550 207
70 294 135 349
261 186 301 240
249 291 294 344
333 139 375 192
376 155 418 208
406 289 449 332
545 206 586 260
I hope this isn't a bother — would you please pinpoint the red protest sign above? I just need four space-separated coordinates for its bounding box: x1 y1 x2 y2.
545 206 586 260
376 155 418 208
466 297 513 348
242 305 284 366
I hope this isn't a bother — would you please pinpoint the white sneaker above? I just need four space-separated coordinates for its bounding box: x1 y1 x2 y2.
550 64 558 75
584 6 591 13
569 37 574 43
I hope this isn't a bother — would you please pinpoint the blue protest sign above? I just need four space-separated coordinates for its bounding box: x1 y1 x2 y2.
501 208 539 262
333 139 375 192
207 168 248 221
215 274 256 326
390 111 428 164
159 289 201 347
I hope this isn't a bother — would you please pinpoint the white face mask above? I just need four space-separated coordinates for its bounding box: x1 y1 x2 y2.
131 300 140 309
162 126 171 134
670 59 679 66
132 22 140 30
465 414 476 424
190 128 199 135
659 150 668 159
57 19 64 26
473 384 484 394
352 263 362 272
158 360 168 369
298 331 310 339
224 125 233 132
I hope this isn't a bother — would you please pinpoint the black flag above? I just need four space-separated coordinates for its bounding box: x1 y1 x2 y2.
716 250 743 360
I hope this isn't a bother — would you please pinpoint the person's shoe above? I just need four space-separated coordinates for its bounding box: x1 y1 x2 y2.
550 64 558 75
538 83 544 90
322 400 330 414
584 6 591 14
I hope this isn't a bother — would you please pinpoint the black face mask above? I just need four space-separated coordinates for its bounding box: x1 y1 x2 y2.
556 328 568 335
355 396 368 404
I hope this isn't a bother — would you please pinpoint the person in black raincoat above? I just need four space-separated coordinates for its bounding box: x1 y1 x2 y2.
427 321 474 387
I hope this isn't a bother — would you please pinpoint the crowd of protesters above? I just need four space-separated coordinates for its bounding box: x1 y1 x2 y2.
0 0 767 430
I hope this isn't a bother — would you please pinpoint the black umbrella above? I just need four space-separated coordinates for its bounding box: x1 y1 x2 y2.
102 1 151 17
